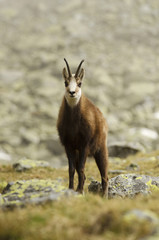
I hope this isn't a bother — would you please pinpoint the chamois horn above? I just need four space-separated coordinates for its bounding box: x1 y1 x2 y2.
64 58 72 77
75 59 84 78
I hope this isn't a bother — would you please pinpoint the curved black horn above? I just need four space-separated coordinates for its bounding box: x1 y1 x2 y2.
64 58 72 77
75 59 84 78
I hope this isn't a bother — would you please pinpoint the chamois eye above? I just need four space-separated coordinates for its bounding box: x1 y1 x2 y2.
65 81 68 87
78 82 82 87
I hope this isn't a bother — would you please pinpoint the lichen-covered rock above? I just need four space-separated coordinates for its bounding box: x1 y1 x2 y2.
0 179 78 209
13 159 50 172
124 209 158 224
0 150 12 162
88 174 159 198
108 142 145 158
123 209 159 239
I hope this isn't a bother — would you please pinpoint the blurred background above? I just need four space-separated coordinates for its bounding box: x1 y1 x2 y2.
0 0 159 167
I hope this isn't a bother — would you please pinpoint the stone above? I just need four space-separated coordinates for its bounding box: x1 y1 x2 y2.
109 170 127 175
1 179 78 209
124 209 158 224
0 150 12 162
124 209 159 240
138 128 158 140
0 70 23 84
88 174 159 198
108 142 145 158
13 159 50 172
126 163 140 171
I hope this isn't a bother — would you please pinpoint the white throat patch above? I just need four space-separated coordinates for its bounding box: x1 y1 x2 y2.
65 88 81 108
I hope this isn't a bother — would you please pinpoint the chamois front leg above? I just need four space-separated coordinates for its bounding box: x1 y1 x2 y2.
76 147 88 193
65 147 76 190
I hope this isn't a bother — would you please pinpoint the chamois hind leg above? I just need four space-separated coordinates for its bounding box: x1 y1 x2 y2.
65 147 76 190
94 147 109 198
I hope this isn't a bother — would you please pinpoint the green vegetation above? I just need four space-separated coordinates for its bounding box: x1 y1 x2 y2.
0 152 159 240
0 194 159 240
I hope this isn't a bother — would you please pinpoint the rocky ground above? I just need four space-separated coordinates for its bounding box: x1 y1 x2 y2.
0 152 159 240
0 0 159 167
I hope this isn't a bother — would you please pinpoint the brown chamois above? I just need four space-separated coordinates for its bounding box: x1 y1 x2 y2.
57 59 109 197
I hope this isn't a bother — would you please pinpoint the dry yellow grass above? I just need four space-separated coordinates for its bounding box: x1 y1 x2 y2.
0 151 159 240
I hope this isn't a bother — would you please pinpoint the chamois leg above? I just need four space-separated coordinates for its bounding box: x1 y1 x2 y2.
94 147 109 198
65 148 76 190
76 147 88 193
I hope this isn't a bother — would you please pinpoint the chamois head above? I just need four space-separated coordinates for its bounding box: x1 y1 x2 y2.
63 58 84 107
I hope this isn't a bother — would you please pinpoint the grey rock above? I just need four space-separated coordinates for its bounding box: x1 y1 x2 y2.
108 142 145 158
124 209 158 223
1 179 78 209
88 174 159 198
124 209 159 240
109 170 127 174
139 128 158 140
0 150 12 162
123 208 159 240
0 70 23 84
13 159 50 172
45 136 64 155
88 180 102 194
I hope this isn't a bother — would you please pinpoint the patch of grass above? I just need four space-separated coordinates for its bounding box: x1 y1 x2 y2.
0 151 159 240
0 193 159 240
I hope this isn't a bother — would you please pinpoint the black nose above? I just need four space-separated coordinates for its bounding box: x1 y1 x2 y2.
69 91 75 95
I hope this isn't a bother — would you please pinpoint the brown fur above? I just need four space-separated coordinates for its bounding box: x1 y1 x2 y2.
57 94 109 196
57 59 108 196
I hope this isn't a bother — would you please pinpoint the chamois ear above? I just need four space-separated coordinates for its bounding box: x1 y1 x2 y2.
79 68 84 80
63 68 68 80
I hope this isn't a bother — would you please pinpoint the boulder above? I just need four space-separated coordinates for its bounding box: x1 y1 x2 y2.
108 142 145 158
13 159 50 172
123 209 159 239
0 150 12 162
1 179 78 209
88 174 159 198
124 209 158 223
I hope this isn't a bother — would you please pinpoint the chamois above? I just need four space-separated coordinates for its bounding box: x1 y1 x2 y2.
57 59 109 197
